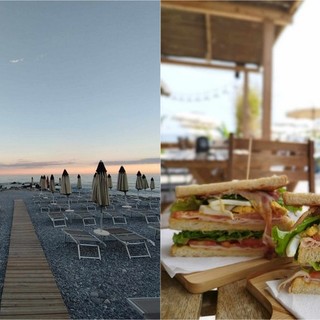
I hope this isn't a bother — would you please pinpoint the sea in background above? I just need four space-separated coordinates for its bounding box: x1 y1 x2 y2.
0 173 160 197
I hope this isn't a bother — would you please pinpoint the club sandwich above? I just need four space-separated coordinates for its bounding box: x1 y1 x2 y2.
170 175 296 257
273 192 320 294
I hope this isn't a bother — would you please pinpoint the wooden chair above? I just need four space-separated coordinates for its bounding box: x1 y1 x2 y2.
227 133 315 192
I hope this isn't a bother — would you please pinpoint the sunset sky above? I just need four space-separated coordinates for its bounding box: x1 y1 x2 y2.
0 1 160 176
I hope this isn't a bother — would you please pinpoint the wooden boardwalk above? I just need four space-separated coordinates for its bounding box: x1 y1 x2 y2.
0 200 69 319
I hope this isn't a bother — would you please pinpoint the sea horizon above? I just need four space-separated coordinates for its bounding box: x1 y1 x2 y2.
0 173 160 196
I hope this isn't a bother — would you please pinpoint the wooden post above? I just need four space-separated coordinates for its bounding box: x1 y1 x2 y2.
242 70 249 138
262 19 274 140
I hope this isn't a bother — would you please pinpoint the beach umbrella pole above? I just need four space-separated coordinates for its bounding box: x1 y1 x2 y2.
67 195 70 210
100 206 103 229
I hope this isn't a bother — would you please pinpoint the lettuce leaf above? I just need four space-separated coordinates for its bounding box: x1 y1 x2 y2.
170 196 204 213
276 187 302 214
173 230 263 245
272 216 320 256
310 262 320 271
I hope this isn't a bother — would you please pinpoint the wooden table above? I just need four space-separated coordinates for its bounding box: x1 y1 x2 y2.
161 271 270 319
162 159 228 184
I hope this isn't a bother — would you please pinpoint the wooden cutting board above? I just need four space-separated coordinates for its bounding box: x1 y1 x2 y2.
246 264 299 319
174 257 293 293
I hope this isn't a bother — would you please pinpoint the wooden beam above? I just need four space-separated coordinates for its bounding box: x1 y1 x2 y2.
161 1 293 26
205 14 212 62
262 19 274 140
161 57 261 73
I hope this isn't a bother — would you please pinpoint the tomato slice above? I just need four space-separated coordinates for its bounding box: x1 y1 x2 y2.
239 238 264 248
309 271 320 279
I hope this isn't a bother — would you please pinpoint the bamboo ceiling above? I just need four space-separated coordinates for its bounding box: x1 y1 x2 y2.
161 0 302 68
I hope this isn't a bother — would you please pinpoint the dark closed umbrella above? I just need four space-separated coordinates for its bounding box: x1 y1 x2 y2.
77 174 82 196
150 177 155 190
49 174 56 203
107 174 113 190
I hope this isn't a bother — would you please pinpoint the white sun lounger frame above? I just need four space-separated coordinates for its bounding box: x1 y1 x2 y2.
103 227 154 259
63 228 105 260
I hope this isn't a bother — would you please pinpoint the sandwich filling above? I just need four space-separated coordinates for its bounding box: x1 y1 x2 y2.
273 209 320 291
278 268 320 292
171 188 295 251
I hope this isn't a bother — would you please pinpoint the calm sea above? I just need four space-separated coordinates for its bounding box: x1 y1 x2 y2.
0 173 160 197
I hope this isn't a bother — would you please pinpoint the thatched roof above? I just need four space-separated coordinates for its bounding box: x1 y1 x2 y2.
161 0 302 68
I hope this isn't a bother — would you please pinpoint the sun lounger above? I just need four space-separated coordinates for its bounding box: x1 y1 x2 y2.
74 210 97 226
103 207 127 225
135 209 160 224
63 228 105 260
127 297 160 319
102 227 154 259
148 225 160 240
48 211 68 228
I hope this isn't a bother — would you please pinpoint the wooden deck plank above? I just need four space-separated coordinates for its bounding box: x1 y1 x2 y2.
0 199 70 319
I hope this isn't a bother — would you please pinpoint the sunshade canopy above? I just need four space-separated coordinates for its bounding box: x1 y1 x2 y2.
287 107 320 120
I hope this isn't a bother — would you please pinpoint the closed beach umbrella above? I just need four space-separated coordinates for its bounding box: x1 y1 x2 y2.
46 176 49 189
150 177 155 204
92 161 109 206
77 174 82 196
49 174 56 203
60 169 72 209
135 171 143 198
92 173 96 190
92 160 110 235
107 174 113 190
142 174 149 190
49 175 55 193
117 166 128 194
117 166 129 204
150 177 155 191
40 175 46 194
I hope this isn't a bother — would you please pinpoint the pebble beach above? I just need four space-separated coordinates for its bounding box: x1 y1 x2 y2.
0 188 160 319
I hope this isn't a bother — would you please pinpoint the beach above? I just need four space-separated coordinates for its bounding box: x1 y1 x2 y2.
0 188 160 319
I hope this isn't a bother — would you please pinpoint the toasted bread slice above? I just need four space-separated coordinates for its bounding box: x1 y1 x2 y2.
176 175 289 198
